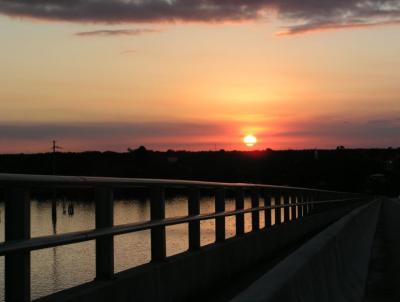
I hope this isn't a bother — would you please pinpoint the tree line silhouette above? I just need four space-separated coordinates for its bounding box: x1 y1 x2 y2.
0 147 399 196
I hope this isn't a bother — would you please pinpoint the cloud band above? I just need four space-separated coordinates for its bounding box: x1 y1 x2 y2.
1 0 400 34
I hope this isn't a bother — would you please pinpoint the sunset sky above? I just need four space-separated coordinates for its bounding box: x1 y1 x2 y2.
1 0 400 152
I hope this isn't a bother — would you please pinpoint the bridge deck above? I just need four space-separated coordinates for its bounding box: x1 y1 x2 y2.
364 198 400 302
204 230 316 302
229 199 400 302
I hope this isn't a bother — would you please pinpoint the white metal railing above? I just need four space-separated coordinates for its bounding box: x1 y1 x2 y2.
0 173 367 302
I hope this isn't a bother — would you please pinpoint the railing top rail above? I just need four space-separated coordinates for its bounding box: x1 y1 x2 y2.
0 173 351 194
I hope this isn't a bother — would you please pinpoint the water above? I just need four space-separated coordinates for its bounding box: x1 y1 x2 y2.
0 195 280 301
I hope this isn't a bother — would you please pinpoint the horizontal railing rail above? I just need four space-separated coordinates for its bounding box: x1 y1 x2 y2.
0 197 362 255
0 173 351 193
0 173 369 302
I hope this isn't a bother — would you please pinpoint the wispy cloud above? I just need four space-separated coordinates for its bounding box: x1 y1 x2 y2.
277 19 400 36
1 0 400 34
75 28 159 37
121 49 137 55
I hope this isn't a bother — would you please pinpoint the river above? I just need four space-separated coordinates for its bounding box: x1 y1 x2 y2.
0 195 278 300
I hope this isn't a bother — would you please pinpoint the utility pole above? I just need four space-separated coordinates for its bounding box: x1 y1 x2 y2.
51 140 62 234
52 140 62 175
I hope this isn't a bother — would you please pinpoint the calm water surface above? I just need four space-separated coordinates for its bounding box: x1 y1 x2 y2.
0 195 279 301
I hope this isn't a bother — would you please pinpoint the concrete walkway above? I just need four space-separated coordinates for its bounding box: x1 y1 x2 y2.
364 198 400 302
231 200 381 302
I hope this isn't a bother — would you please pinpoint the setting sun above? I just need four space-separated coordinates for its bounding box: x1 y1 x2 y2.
243 135 257 147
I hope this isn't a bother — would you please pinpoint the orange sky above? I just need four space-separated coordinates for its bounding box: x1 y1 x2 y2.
1 1 400 152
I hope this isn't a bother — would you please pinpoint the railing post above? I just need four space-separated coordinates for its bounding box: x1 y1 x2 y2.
95 187 114 280
264 192 271 228
316 192 322 212
300 192 305 217
188 187 200 250
319 192 323 211
150 186 166 261
274 192 281 225
291 194 296 221
311 194 314 214
5 187 30 302
283 193 290 222
251 188 260 231
306 194 310 215
235 188 245 236
215 189 225 242
311 192 316 213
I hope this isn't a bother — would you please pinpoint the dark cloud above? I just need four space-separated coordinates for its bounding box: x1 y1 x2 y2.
1 0 400 34
75 28 159 37
1 117 400 152
277 19 400 35
0 121 230 152
0 121 225 140
275 0 400 34
272 117 400 147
